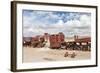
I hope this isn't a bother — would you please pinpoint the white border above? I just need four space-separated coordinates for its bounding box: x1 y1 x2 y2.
17 3 96 69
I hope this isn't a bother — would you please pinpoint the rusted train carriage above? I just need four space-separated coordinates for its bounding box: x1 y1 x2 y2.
65 37 91 51
31 36 45 48
49 32 65 49
23 37 32 47
23 36 45 48
75 37 91 51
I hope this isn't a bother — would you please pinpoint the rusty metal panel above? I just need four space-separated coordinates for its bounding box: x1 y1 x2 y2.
49 33 65 49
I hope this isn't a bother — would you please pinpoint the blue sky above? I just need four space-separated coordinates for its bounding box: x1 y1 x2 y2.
23 10 91 37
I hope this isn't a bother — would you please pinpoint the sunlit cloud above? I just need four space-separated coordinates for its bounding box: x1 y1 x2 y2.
23 10 91 37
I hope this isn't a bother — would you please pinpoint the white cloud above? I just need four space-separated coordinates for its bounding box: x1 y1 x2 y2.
80 15 91 26
23 10 91 37
64 14 91 36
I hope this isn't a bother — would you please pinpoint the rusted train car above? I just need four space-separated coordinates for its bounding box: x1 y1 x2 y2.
75 37 91 51
31 36 45 48
49 32 65 49
23 37 32 47
64 37 91 51
23 36 45 48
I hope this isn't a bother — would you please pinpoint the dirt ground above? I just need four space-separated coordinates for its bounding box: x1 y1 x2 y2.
22 47 91 63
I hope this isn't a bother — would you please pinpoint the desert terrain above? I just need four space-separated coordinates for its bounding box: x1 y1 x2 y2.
23 47 91 63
